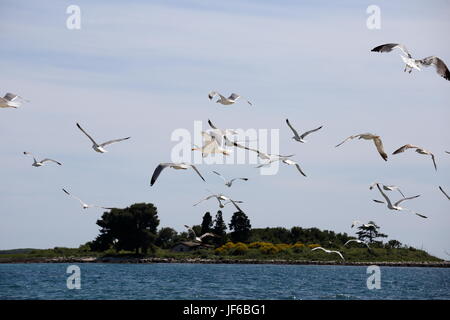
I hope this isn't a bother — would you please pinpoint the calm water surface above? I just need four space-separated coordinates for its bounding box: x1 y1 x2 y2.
0 263 449 299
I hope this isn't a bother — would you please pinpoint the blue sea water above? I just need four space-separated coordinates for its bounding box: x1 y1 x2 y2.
0 263 449 300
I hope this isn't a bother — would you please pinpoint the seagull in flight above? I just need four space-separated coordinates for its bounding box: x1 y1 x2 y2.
194 192 244 212
369 182 405 198
184 225 218 243
344 239 371 249
392 144 437 171
335 133 388 161
76 123 130 153
150 163 205 186
192 132 232 157
439 186 450 200
286 119 323 143
351 220 376 229
0 93 29 109
223 136 293 161
255 157 307 176
23 152 62 167
212 171 248 187
311 247 345 261
373 183 427 218
208 91 252 106
62 188 113 210
371 43 450 81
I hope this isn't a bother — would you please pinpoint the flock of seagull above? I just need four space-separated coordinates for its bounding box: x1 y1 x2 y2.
4 43 449 261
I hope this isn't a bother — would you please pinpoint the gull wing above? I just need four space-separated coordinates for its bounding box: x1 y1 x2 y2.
193 194 217 206
208 91 219 100
188 164 206 182
300 126 323 139
229 177 249 184
371 43 412 58
40 158 62 165
394 194 420 207
392 144 420 154
335 135 358 147
76 123 98 146
99 137 131 147
373 137 388 161
294 164 307 177
285 119 301 139
414 213 428 219
212 171 227 182
430 153 437 171
376 183 393 208
62 188 87 206
332 250 345 261
439 186 450 200
417 56 450 81
229 199 244 212
150 163 174 186
199 233 218 240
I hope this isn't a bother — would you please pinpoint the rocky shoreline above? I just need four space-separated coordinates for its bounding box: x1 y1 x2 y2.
1 256 449 267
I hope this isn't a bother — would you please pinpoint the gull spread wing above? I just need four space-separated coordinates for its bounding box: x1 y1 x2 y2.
417 56 450 81
392 144 420 154
300 126 323 139
40 158 62 165
199 233 218 240
371 43 412 58
439 186 450 200
62 188 87 206
286 119 301 139
376 183 393 208
189 164 206 182
212 171 227 182
99 137 131 147
373 137 388 161
394 194 420 207
76 123 98 146
150 163 173 186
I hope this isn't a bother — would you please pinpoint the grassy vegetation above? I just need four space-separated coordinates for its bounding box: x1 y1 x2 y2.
0 241 442 263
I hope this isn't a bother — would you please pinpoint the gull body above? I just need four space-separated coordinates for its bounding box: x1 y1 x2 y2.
392 144 437 171
373 183 427 218
62 188 112 210
336 133 388 161
150 162 205 186
184 225 218 243
76 123 130 153
194 192 243 212
312 247 345 261
0 93 29 109
212 171 248 187
286 119 323 143
371 43 450 81
23 152 61 167
208 91 252 106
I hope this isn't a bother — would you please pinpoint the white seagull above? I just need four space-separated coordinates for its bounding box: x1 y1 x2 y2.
0 93 29 109
344 239 371 249
373 183 427 218
194 192 244 212
336 133 388 161
212 171 248 187
62 188 113 210
392 144 437 171
150 163 205 186
286 119 323 143
438 186 450 200
76 123 130 153
371 43 450 81
23 152 62 167
184 225 218 243
255 157 306 176
208 91 252 106
351 220 376 229
192 131 232 157
369 182 405 198
311 247 345 261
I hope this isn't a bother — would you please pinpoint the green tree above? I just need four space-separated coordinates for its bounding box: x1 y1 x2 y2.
200 212 213 235
356 221 387 245
213 211 227 246
94 203 160 254
229 211 251 243
155 227 178 249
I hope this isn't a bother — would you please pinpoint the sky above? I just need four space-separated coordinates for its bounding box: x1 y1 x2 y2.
0 0 449 259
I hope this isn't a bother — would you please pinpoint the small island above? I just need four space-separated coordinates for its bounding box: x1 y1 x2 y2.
1 203 447 267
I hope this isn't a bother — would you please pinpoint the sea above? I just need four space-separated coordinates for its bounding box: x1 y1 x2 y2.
0 263 449 300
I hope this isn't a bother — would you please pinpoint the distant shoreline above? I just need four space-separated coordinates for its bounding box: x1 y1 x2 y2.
1 257 449 268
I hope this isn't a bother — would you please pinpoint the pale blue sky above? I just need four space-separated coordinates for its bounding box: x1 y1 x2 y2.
0 0 449 259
